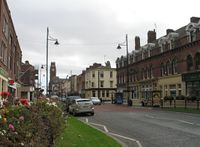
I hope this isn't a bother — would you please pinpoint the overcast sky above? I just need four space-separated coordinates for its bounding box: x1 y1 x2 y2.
7 0 200 78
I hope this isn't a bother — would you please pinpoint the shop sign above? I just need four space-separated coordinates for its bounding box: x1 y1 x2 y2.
182 72 200 81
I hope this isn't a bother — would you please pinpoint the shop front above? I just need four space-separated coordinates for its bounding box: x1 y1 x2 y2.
182 71 200 97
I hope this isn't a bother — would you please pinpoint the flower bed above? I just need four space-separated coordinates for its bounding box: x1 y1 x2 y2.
0 98 65 147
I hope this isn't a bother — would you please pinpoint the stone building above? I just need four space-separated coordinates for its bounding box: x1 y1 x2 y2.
116 17 200 103
84 62 117 100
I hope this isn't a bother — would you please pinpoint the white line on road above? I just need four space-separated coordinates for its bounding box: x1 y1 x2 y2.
145 114 155 119
85 118 142 147
177 120 194 125
90 122 109 133
109 132 143 147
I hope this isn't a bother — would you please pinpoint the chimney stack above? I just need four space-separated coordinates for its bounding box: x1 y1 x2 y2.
190 17 200 23
147 29 156 43
135 36 140 50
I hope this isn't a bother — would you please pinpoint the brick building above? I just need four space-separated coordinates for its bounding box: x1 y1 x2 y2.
116 17 200 104
19 61 35 101
0 0 22 99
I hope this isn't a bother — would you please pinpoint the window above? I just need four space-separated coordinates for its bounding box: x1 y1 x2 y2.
172 59 177 74
166 61 170 75
110 81 113 88
92 71 95 78
148 65 153 78
92 82 94 87
160 63 165 76
110 71 113 78
3 17 9 39
92 91 96 97
100 81 104 88
195 52 200 70
102 90 105 97
187 55 193 71
100 71 104 78
106 90 109 97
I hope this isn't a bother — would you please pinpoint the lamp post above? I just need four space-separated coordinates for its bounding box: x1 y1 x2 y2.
46 27 59 95
117 34 130 105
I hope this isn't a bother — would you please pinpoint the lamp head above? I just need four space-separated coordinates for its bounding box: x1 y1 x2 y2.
116 44 121 49
54 40 59 45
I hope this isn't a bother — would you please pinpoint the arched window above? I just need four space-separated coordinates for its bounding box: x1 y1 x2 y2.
166 61 170 75
187 55 193 71
195 52 200 70
161 63 165 76
148 65 153 78
172 58 177 74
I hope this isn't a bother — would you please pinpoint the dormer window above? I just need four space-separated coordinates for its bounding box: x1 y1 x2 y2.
186 23 197 43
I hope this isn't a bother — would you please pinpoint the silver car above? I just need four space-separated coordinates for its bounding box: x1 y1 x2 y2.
69 98 94 116
91 97 101 105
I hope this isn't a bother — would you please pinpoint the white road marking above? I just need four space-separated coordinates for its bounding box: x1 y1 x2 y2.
109 132 143 147
145 114 155 119
90 122 109 133
177 120 194 125
85 118 142 147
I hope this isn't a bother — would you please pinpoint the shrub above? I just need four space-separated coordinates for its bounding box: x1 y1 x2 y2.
0 98 65 147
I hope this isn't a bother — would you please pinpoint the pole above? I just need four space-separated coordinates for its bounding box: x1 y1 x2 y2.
98 70 100 99
46 27 49 95
126 34 130 105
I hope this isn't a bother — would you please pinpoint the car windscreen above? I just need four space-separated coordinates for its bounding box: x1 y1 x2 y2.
77 100 92 104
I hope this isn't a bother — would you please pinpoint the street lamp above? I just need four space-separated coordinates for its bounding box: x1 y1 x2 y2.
117 34 130 105
46 27 59 95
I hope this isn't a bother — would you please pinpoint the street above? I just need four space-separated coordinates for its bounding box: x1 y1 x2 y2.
79 104 200 147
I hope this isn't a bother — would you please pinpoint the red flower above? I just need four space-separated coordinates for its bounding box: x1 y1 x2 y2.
0 91 11 97
20 98 29 106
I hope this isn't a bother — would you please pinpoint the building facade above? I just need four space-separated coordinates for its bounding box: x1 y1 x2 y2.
0 0 22 100
84 62 117 100
19 61 35 101
116 17 200 103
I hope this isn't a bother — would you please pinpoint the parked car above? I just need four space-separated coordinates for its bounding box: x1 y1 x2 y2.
69 98 94 116
90 97 101 105
50 95 59 99
66 96 81 111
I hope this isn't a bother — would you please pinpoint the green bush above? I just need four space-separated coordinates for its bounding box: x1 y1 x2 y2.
0 98 65 147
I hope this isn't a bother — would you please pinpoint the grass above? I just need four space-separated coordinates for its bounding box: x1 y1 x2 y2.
55 117 122 147
162 107 200 114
